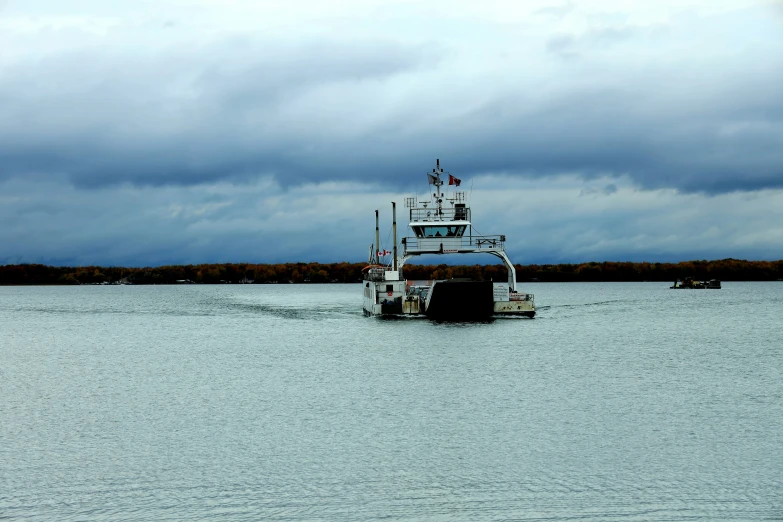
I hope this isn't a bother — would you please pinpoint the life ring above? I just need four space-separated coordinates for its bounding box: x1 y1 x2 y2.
387 291 393 296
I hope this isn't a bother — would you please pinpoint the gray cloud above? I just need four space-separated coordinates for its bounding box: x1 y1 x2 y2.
2 175 782 266
534 1 574 20
1 1 783 266
0 4 780 196
546 34 576 54
0 35 441 185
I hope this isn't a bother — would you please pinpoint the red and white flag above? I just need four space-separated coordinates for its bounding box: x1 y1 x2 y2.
448 174 461 186
377 250 391 257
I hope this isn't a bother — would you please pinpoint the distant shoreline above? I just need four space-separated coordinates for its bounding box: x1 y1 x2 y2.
1 260 781 286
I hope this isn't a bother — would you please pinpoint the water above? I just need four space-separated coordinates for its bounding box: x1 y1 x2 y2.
1 282 781 521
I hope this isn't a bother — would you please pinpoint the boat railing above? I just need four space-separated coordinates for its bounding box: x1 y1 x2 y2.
510 292 534 302
409 207 471 223
403 234 506 253
364 267 387 282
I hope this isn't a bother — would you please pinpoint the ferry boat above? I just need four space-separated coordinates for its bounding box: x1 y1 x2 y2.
362 160 535 319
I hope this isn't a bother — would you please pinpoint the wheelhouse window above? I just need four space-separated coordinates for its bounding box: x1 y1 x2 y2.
413 225 467 238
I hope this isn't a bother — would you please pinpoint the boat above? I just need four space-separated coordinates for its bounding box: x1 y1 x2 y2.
670 277 721 289
362 159 535 319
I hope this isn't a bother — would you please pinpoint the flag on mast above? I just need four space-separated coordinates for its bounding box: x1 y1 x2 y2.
427 173 438 185
448 174 461 187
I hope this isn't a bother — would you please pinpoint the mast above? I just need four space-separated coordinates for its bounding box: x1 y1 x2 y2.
392 202 397 271
375 210 380 264
435 159 443 218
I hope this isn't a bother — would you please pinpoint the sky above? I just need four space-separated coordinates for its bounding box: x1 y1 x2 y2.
1 0 782 266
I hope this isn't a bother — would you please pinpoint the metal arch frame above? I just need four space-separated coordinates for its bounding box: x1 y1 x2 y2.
398 249 517 292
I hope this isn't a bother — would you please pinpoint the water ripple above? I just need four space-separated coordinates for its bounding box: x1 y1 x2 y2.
1 283 781 520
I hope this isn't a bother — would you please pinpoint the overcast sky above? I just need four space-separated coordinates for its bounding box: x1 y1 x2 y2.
1 0 782 266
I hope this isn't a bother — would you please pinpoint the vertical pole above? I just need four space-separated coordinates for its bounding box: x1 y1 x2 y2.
375 210 380 265
392 202 397 272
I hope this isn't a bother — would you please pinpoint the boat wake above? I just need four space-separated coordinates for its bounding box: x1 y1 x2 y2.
224 300 361 320
546 300 622 309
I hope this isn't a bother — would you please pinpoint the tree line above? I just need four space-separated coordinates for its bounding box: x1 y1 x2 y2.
1 259 782 285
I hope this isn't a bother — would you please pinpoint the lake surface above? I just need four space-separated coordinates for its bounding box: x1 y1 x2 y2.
1 282 781 521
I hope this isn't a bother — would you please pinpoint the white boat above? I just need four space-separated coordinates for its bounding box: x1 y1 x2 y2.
362 160 535 319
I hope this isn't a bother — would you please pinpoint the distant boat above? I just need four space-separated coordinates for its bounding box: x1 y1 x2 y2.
671 277 721 289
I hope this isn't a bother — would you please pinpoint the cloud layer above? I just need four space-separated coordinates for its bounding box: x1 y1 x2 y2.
2 1 782 192
1 0 782 264
2 174 782 266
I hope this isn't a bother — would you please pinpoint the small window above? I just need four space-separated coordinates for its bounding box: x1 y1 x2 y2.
366 283 369 288
386 284 394 292
445 226 466 237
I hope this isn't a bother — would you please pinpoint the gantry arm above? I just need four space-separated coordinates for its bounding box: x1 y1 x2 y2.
397 251 516 292
489 250 517 292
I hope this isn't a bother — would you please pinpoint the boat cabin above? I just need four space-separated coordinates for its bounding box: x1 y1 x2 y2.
405 196 473 253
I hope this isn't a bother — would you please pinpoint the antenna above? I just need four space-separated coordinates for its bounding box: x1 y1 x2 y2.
375 210 380 265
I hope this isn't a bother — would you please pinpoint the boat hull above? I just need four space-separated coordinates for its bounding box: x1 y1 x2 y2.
493 301 536 318
364 278 535 319
362 275 407 316
425 280 494 320
424 280 536 320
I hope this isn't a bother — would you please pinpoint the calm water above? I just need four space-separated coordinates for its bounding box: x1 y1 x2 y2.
1 282 781 521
